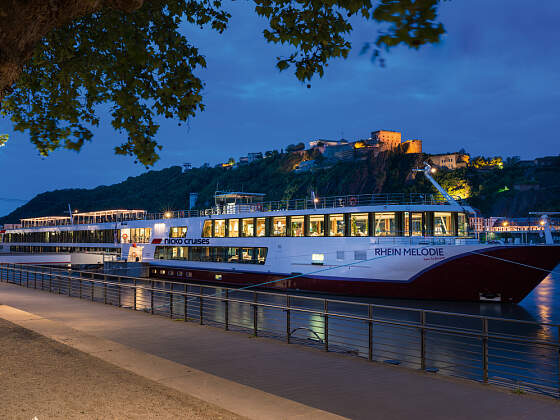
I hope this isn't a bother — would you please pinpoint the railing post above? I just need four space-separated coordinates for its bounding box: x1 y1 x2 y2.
224 289 229 331
420 311 426 370
253 292 258 337
117 284 121 307
104 276 107 304
151 280 154 314
482 317 489 383
26 269 29 287
134 279 137 311
324 300 329 352
183 284 188 321
67 277 71 297
286 295 291 344
169 288 174 318
33 271 37 289
557 326 560 398
91 280 94 301
368 305 373 361
199 286 203 325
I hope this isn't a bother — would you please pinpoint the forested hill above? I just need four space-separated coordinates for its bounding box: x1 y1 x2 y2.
1 151 559 223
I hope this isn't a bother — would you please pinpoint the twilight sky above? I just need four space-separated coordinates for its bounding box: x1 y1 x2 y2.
0 0 559 216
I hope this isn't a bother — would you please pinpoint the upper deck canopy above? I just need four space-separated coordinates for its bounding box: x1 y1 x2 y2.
20 209 146 228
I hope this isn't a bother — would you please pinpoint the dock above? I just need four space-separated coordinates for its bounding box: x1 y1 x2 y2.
1 281 559 419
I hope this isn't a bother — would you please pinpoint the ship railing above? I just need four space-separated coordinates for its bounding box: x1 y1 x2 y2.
2 262 560 399
142 193 465 220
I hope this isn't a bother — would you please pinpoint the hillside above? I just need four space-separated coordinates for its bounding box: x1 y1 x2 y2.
1 151 559 223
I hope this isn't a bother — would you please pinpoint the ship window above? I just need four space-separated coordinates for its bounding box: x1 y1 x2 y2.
351 213 369 236
375 212 396 236
272 217 287 236
458 213 467 236
354 250 367 260
256 247 268 264
403 212 410 236
290 216 305 237
214 220 226 237
189 247 202 261
228 219 239 237
202 220 212 237
336 250 345 260
329 214 345 237
256 218 266 237
227 247 239 262
411 213 423 236
434 212 452 236
215 274 222 280
170 226 187 238
241 247 255 263
241 218 254 237
309 215 325 236
214 246 227 262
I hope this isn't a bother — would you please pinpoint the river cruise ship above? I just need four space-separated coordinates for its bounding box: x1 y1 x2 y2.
1 168 558 302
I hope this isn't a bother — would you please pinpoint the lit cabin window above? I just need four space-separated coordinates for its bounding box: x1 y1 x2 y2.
403 212 410 237
309 215 325 236
202 220 212 237
241 247 255 262
329 214 344 237
170 226 187 238
241 218 254 237
272 217 287 236
214 220 226 237
458 213 467 237
411 213 423 236
256 218 266 237
290 216 304 237
351 213 369 236
375 212 396 236
228 219 239 237
434 212 453 236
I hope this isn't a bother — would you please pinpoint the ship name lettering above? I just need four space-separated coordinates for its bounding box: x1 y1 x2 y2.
374 248 444 257
163 238 210 245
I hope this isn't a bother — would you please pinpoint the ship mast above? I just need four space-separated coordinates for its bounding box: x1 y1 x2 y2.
413 162 459 206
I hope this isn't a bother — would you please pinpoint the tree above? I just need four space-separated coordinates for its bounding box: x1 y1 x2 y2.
0 0 446 166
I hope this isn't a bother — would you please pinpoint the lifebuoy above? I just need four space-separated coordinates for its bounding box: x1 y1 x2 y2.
122 233 128 240
348 196 358 206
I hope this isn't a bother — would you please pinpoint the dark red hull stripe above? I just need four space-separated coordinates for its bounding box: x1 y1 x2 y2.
149 245 560 303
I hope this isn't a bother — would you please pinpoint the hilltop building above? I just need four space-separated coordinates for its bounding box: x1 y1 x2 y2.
429 153 470 170
370 130 402 152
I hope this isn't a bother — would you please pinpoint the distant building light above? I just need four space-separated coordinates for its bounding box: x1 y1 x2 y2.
164 212 172 219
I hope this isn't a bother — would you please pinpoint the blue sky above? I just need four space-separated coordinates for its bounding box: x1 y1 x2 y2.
0 0 559 215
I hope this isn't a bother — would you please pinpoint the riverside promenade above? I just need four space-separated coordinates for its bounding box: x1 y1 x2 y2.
1 281 560 419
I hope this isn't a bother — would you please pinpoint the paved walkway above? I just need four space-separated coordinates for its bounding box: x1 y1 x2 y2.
1 281 560 419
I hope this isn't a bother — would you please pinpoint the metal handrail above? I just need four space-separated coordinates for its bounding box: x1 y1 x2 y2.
1 262 559 398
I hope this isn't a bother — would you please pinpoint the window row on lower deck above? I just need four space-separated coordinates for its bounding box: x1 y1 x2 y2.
9 246 121 254
203 211 469 238
154 246 268 264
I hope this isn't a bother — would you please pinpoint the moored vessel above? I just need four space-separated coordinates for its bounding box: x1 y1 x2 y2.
1 165 558 302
